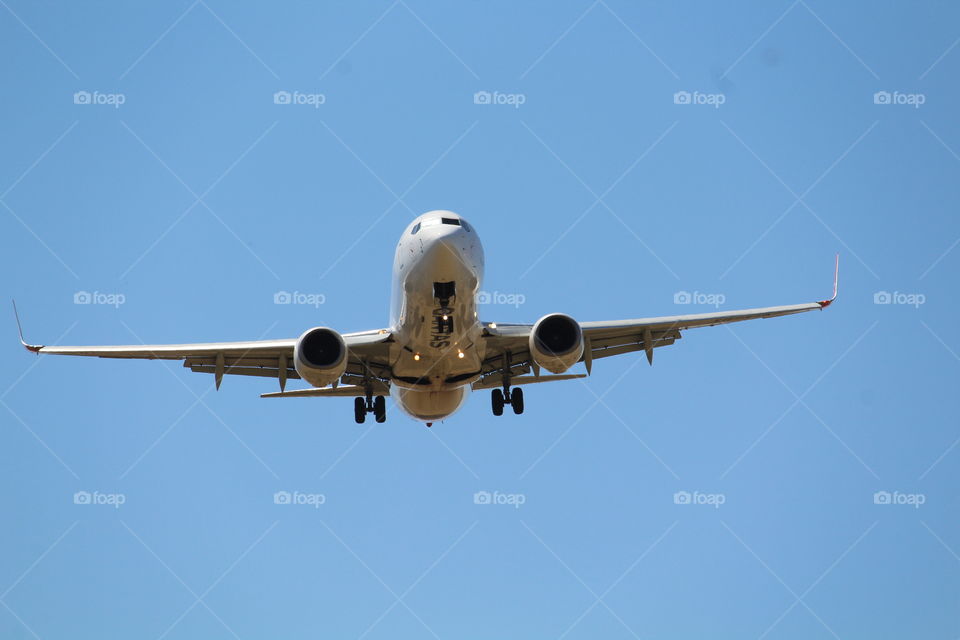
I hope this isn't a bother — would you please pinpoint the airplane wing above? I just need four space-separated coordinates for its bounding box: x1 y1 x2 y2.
13 303 393 391
476 255 838 386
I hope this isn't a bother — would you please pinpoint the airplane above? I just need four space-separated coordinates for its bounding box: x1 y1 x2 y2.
15 210 838 426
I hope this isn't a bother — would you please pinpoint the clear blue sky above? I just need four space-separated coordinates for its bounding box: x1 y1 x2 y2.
2 1 958 637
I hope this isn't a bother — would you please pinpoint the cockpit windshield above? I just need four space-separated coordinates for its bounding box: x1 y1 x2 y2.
415 215 470 232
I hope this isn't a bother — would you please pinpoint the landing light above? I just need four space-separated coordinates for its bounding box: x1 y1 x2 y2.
414 353 421 361
489 322 497 329
442 314 449 321
457 351 465 359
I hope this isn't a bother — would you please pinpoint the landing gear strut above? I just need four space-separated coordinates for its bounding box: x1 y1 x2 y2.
490 351 525 416
353 362 387 424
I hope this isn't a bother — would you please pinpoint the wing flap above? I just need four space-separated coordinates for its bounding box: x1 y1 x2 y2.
188 364 302 380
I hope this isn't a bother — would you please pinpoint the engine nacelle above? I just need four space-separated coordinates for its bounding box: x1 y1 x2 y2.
294 327 348 388
529 313 584 374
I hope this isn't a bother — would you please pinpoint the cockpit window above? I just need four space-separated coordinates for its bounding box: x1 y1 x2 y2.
411 222 421 235
441 217 460 226
461 220 471 232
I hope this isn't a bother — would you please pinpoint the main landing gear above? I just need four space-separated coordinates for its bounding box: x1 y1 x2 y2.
491 351 524 417
491 386 523 416
354 395 386 424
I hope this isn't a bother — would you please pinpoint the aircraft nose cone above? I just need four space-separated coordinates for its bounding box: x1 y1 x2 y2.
416 234 473 285
422 236 461 266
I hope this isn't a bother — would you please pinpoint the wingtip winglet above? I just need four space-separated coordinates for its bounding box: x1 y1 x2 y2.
818 253 839 308
12 300 42 353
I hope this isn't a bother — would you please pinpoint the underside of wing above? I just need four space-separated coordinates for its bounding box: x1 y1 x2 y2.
478 255 838 379
479 301 828 381
475 320 681 386
15 303 395 392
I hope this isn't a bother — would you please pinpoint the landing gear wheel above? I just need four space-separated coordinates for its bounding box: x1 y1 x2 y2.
374 396 386 423
491 389 504 416
511 387 524 415
354 397 366 424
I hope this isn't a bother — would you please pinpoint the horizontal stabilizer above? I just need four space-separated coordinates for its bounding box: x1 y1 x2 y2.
472 374 586 390
261 382 389 398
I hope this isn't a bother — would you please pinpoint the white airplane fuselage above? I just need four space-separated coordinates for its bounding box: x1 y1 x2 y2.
388 211 485 422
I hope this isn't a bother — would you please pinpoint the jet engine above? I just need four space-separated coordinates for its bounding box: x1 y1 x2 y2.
529 313 584 374
294 327 348 388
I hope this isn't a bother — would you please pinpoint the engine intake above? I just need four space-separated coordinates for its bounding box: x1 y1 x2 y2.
294 327 348 388
529 313 583 374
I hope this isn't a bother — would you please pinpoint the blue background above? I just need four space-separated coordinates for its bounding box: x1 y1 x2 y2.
2 1 958 638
